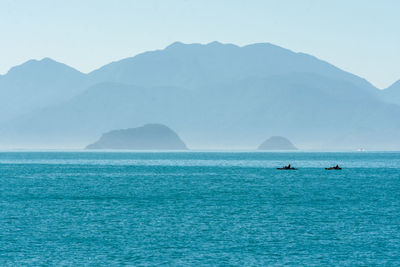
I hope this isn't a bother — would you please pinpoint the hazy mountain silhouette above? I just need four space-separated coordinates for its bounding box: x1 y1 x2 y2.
89 41 377 94
381 80 400 105
86 124 187 150
0 58 89 123
0 42 399 150
258 136 298 150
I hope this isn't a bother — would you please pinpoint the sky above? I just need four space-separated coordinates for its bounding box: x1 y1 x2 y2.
0 0 399 89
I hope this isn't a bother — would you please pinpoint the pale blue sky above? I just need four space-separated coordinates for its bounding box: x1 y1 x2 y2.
0 0 399 88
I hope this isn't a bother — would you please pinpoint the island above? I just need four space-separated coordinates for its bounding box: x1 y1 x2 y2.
86 124 188 150
258 136 298 150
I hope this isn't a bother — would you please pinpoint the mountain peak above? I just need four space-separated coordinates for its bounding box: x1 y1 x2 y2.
5 57 82 77
207 41 223 46
40 57 57 63
18 57 57 66
258 136 298 150
165 41 187 49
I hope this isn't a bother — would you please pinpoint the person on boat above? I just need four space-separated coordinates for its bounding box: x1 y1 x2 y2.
326 164 341 170
277 164 296 170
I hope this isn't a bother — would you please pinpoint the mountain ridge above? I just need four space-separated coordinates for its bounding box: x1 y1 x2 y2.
0 57 89 123
0 41 398 149
87 42 378 94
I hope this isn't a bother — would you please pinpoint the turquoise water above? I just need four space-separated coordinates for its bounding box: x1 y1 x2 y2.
1 152 400 265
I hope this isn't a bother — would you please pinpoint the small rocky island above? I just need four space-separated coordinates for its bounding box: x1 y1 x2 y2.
258 136 298 150
86 124 187 150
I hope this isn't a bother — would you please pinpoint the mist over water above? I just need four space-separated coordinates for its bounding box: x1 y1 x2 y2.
1 151 400 265
1 42 400 150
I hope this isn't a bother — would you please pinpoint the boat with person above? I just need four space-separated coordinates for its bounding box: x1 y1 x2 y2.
325 165 342 170
277 164 297 170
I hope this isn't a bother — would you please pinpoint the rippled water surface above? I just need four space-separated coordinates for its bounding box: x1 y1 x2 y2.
1 151 400 265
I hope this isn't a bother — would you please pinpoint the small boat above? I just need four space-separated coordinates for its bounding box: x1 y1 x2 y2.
277 164 297 170
325 165 342 170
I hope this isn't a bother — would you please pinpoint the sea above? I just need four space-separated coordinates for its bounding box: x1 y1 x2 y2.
1 151 400 266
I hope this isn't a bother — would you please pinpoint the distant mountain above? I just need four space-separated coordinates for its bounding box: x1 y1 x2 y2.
3 74 399 150
381 80 400 105
0 58 89 123
1 42 399 150
89 42 377 94
258 136 297 150
86 124 187 150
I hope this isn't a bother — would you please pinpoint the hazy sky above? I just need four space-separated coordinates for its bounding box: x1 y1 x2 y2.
0 0 399 88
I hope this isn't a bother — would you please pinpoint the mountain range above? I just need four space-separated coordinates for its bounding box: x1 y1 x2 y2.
0 41 399 150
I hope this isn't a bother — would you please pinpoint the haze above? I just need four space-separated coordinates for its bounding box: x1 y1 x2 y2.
0 0 399 89
0 1 400 150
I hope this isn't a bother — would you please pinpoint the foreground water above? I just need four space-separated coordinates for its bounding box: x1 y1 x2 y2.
1 151 400 265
